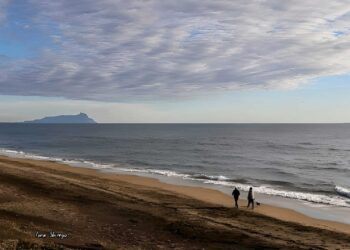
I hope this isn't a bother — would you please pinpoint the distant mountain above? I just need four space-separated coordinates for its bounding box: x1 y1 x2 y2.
24 113 97 124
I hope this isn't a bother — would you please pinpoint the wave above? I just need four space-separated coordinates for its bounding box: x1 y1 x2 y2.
1 148 349 208
113 167 350 207
328 147 339 151
335 186 350 199
197 142 232 147
193 179 350 207
191 174 230 181
266 142 343 152
298 142 315 146
266 142 311 151
113 167 190 178
327 147 350 152
190 174 249 184
0 148 114 170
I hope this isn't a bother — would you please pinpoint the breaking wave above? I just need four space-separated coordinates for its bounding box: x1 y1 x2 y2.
335 186 350 199
1 148 349 208
112 167 350 207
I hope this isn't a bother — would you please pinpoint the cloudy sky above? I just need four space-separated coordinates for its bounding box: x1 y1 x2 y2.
1 0 350 123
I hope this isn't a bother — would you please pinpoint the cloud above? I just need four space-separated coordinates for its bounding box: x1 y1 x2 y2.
0 0 9 23
1 0 350 101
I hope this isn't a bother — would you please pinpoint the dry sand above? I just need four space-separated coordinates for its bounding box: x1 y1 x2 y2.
0 155 349 249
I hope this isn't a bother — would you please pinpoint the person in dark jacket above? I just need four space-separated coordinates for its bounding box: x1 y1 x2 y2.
247 187 254 209
232 187 240 208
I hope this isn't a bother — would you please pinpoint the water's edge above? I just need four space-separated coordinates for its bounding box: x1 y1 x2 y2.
1 148 350 225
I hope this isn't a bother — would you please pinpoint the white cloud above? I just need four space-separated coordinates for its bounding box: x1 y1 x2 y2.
1 0 350 101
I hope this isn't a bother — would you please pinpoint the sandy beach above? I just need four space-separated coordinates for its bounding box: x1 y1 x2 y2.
0 155 349 249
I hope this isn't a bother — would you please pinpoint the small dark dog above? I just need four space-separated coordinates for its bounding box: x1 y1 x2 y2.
256 201 261 206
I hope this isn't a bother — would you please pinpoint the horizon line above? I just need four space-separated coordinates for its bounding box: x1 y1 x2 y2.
1 122 350 125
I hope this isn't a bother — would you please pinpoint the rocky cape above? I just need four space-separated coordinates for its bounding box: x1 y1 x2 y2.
24 113 97 124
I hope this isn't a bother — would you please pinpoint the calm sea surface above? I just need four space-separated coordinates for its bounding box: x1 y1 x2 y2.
0 123 349 207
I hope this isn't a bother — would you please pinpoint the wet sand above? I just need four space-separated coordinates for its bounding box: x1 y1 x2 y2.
0 155 349 249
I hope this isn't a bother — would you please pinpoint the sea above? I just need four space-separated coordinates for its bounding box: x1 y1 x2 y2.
0 123 349 218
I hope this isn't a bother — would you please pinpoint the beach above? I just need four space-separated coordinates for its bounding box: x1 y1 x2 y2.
0 155 349 249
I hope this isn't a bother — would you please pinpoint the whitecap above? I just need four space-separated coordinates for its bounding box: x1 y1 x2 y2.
335 186 350 199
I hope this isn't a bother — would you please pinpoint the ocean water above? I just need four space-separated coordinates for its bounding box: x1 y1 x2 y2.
0 123 349 208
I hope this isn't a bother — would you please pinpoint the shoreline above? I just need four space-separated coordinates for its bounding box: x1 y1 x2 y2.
70 163 350 235
110 173 350 234
2 147 349 220
1 155 349 234
132 171 350 226
0 155 349 249
2 147 349 209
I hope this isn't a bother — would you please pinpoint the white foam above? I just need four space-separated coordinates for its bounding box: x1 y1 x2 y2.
0 148 113 170
113 166 350 207
1 148 349 208
207 175 229 181
190 179 350 207
114 167 190 178
335 186 350 199
0 149 59 161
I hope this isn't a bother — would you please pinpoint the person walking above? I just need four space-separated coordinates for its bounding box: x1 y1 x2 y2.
247 187 254 209
232 187 240 208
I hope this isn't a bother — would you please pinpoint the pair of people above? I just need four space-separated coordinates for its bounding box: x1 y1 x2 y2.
232 187 254 209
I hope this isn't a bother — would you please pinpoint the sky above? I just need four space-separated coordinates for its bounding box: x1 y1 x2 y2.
1 0 350 123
